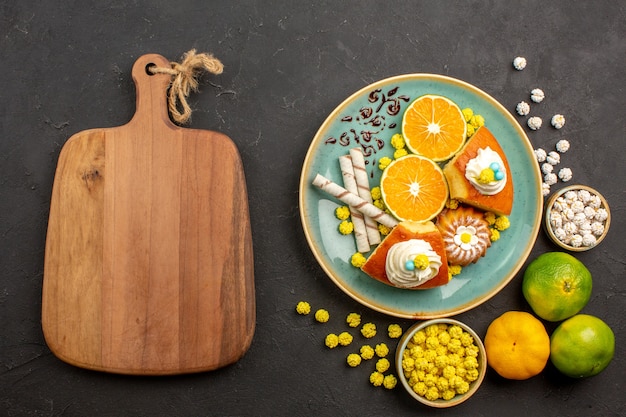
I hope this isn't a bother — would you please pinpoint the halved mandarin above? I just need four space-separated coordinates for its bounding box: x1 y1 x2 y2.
380 154 449 222
402 95 467 162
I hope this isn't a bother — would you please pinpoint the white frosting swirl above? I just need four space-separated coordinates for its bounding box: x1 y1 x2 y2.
385 239 442 288
464 147 506 195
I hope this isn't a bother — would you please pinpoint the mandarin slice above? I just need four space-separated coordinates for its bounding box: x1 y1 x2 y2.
402 95 467 162
380 154 449 222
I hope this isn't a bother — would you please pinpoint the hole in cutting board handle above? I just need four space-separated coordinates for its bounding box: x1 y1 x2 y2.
145 63 156 76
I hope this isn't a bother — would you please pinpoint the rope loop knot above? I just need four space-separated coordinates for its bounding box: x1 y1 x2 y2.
149 49 223 124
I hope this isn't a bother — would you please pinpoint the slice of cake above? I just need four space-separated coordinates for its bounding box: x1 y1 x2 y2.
361 221 450 290
443 126 514 215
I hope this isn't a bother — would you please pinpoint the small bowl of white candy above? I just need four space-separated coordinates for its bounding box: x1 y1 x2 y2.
544 185 610 251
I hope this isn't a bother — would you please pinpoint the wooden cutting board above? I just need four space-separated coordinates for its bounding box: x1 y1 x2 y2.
42 54 255 375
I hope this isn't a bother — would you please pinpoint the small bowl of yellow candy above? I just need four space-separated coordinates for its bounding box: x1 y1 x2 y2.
395 318 487 408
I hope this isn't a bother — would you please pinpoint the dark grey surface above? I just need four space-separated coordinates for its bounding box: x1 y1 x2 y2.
1 1 625 416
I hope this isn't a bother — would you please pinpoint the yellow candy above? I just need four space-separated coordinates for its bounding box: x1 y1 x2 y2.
295 301 311 315
338 331 353 346
390 133 406 149
314 309 329 323
325 333 339 349
346 312 361 327
360 345 375 360
388 324 403 339
350 253 366 268
383 374 397 389
347 353 362 367
361 323 377 338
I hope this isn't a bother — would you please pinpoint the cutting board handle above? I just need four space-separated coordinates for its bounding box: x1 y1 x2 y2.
128 54 177 129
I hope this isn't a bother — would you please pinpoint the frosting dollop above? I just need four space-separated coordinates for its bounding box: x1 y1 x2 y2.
385 239 442 288
465 147 507 195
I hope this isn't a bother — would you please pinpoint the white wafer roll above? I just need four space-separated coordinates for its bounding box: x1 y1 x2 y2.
312 174 399 228
349 148 381 245
339 155 370 252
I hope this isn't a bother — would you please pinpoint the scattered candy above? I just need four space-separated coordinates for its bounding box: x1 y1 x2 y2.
551 114 566 129
360 345 375 360
338 331 353 346
541 163 554 174
513 56 527 70
376 358 391 373
296 301 311 315
315 309 330 323
383 374 398 389
347 353 362 367
530 88 545 103
388 324 403 339
558 167 573 182
556 139 570 153
346 312 361 328
375 343 390 358
544 173 558 186
361 322 377 339
527 116 543 130
516 101 531 116
534 148 547 162
546 151 561 165
325 333 339 349
370 371 384 387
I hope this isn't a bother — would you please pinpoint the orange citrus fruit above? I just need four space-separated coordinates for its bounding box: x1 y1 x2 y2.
522 252 592 322
550 314 615 378
484 311 550 380
401 94 467 161
380 154 448 222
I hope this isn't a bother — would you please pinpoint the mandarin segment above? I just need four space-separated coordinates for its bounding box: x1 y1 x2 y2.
380 155 448 222
402 95 467 162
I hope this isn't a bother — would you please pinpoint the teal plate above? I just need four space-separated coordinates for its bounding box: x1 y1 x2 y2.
299 74 542 319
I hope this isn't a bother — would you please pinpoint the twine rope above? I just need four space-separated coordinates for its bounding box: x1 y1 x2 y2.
149 49 223 124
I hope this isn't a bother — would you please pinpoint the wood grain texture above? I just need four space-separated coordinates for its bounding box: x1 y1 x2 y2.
42 54 255 375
